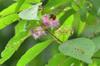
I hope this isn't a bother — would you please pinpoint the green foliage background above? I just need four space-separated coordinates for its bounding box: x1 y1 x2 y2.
0 0 100 66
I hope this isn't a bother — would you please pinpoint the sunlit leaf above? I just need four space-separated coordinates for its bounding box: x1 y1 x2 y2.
17 39 52 66
0 32 30 64
15 20 28 34
59 9 75 25
0 14 19 30
55 15 74 42
77 21 86 36
0 3 31 16
0 20 30 64
15 0 26 12
14 0 41 3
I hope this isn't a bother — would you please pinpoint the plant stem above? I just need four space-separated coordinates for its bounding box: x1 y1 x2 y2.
40 23 63 44
46 29 63 44
92 56 100 59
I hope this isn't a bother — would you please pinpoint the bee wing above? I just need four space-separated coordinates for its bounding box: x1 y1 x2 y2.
19 4 39 20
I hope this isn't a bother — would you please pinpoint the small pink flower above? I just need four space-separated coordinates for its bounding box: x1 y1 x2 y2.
31 26 45 39
42 15 50 26
42 14 59 28
49 19 59 27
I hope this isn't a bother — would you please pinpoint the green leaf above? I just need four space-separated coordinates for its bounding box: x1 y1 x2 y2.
0 3 16 16
0 3 31 16
59 9 75 25
15 0 26 12
55 15 74 42
59 38 96 64
14 0 41 3
97 8 100 17
61 57 80 66
82 22 100 38
45 53 67 66
93 59 100 66
42 0 70 13
90 0 100 10
0 20 30 64
25 0 40 3
89 0 100 17
45 0 67 9
15 20 28 34
88 61 97 66
92 36 100 52
0 14 19 30
17 39 52 66
0 32 30 64
79 5 88 21
46 53 80 66
77 21 86 36
72 14 86 36
86 14 96 25
15 20 39 34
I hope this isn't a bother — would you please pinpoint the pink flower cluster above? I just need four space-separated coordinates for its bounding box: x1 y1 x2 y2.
31 26 45 39
42 14 59 28
31 14 59 39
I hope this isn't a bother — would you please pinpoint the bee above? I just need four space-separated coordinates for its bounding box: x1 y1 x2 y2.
49 14 56 20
